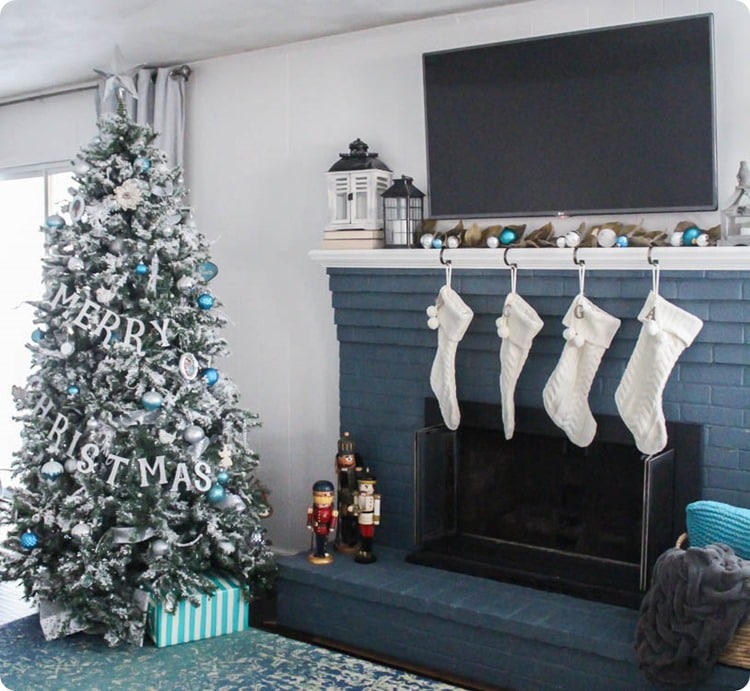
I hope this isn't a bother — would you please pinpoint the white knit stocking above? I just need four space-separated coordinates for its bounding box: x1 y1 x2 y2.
496 292 543 440
426 285 474 430
615 291 703 455
543 294 620 447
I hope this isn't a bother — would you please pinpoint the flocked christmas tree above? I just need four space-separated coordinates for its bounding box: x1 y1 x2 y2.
0 93 276 646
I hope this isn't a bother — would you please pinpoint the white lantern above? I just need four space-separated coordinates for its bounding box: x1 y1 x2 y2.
326 139 392 231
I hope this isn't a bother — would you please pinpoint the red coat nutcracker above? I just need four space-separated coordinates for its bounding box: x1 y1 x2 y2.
306 480 339 564
352 469 381 564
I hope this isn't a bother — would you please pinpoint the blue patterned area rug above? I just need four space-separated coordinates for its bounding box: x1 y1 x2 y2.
0 615 464 691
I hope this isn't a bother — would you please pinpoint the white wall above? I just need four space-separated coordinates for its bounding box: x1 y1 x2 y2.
1 0 749 554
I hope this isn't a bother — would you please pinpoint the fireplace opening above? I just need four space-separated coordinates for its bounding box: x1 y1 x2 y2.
408 400 702 608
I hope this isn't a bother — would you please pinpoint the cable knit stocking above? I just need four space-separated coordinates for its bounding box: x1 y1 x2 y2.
426 285 473 430
615 291 703 455
543 294 620 447
496 292 543 440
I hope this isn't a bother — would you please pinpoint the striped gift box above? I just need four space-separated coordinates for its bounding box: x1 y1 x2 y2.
147 572 249 647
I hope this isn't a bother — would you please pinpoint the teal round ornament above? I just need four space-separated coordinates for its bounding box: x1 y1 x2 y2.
31 328 44 343
615 236 629 248
45 214 65 230
197 261 219 282
19 531 39 550
216 471 230 486
197 293 214 310
499 228 517 245
135 261 148 275
134 156 151 174
142 390 163 411
431 237 443 249
207 483 226 504
67 384 80 396
202 368 219 387
681 226 701 246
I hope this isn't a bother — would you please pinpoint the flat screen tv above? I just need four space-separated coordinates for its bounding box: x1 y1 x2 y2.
423 14 716 219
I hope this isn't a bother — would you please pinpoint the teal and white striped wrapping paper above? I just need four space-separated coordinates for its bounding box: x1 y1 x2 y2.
147 572 249 647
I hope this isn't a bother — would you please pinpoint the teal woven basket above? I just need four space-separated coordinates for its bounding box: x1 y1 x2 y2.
685 500 750 561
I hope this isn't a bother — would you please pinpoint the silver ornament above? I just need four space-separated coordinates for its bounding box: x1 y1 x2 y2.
67 256 84 271
60 341 75 357
71 523 92 540
108 238 125 255
150 539 169 557
182 425 205 445
177 275 195 292
189 437 210 459
64 459 78 473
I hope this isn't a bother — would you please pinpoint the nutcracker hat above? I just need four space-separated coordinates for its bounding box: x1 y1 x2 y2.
312 480 335 494
358 468 376 485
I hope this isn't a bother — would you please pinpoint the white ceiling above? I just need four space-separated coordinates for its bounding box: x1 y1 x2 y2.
0 0 523 103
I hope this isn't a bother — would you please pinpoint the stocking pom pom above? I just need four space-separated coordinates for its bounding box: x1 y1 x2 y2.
645 320 660 337
427 317 439 330
426 305 438 318
564 328 584 348
496 318 509 339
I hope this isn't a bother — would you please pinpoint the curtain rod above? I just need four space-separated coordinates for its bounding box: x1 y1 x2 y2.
0 65 191 109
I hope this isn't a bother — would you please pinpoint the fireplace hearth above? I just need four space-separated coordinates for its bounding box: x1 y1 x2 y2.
408 400 702 608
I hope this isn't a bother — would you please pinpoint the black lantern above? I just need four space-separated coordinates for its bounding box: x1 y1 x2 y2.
382 176 425 248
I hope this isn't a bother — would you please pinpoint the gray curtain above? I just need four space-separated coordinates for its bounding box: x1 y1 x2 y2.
96 65 190 169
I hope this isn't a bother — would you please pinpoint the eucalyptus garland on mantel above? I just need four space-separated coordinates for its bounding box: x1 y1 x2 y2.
421 219 720 251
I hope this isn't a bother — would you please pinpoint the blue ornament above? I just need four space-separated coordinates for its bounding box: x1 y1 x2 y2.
67 384 80 396
197 293 214 310
207 483 226 504
45 214 65 230
31 328 45 343
216 471 230 486
499 228 517 245
197 261 219 282
109 331 122 343
681 226 702 246
41 460 64 482
135 261 149 275
134 156 151 174
142 391 163 411
431 237 443 249
202 368 219 387
615 236 629 248
19 531 39 550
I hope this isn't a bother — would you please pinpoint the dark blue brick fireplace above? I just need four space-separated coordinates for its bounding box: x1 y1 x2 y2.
277 266 750 690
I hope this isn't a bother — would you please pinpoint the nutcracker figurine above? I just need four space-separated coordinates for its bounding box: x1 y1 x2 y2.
335 432 360 553
352 468 381 564
306 480 339 565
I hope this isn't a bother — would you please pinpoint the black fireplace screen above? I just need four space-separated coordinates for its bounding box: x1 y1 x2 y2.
410 401 701 608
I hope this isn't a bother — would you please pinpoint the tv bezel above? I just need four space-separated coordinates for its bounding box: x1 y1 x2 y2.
422 14 718 220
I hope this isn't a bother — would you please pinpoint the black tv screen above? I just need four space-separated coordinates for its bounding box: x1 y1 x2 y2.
423 15 717 219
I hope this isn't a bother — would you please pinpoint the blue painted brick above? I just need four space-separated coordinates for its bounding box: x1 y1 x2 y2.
681 404 743 427
679 279 743 300
705 446 740 469
715 344 750 365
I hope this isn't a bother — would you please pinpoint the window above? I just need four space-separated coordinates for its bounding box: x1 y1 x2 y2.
0 164 73 492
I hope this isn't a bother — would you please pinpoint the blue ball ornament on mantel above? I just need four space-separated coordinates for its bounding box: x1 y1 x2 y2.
615 236 629 248
19 531 39 550
216 471 230 486
431 237 443 249
681 226 702 246
202 368 219 387
45 214 65 230
207 483 226 504
499 228 517 245
135 261 149 276
141 390 164 411
196 293 214 310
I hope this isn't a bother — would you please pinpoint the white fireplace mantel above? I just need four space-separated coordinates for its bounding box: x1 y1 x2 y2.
309 247 750 272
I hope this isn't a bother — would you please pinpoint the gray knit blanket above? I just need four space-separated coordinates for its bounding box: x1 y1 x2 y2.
635 543 750 686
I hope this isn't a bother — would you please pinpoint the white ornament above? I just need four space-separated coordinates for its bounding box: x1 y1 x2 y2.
60 342 75 357
71 523 92 540
555 236 567 248
178 353 199 380
696 233 709 247
596 228 617 248
95 287 115 305
446 235 460 249
564 230 581 248
217 540 235 555
113 179 142 210
177 276 195 292
486 236 499 249
420 233 434 249
67 256 84 271
670 232 683 247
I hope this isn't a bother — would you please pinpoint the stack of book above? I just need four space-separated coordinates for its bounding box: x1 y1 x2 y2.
321 229 384 249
